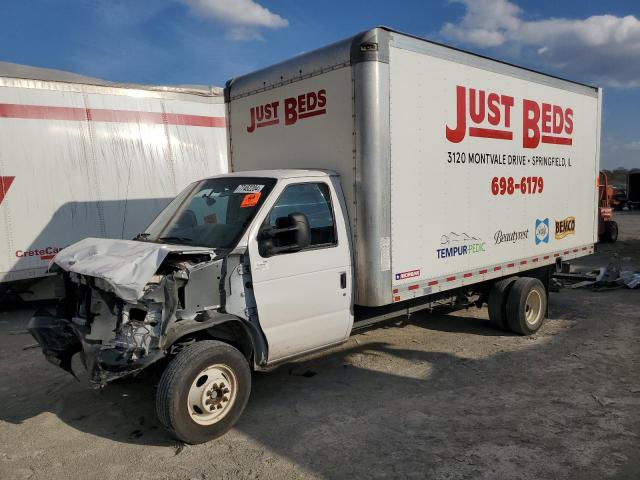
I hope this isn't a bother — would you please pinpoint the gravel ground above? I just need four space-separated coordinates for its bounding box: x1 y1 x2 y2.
0 212 638 480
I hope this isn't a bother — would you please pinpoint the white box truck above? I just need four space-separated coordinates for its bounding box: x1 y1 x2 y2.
28 28 601 444
0 62 227 300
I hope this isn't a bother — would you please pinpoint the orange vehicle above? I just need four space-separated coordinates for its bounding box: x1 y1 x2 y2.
598 171 619 242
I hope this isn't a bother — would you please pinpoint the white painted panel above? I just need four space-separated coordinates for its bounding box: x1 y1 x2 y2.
0 84 227 283
389 46 599 287
229 68 356 227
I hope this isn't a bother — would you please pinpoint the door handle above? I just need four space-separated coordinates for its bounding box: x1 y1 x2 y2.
340 272 347 289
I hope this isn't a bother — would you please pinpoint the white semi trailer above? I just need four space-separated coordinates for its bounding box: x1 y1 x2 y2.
0 62 227 299
28 28 601 444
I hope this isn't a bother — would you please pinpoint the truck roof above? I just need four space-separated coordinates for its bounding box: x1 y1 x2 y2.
0 60 223 98
207 169 334 180
226 26 598 101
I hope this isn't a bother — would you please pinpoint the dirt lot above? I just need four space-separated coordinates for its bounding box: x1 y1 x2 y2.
1 213 639 480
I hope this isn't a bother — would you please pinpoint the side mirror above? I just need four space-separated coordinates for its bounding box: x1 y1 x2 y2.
258 212 311 256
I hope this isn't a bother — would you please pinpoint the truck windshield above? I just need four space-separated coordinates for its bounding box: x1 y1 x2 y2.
140 177 276 250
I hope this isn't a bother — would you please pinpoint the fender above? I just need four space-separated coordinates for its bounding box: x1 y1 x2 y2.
163 313 268 367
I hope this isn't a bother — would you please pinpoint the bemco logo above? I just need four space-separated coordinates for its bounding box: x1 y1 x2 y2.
246 89 327 133
445 85 574 148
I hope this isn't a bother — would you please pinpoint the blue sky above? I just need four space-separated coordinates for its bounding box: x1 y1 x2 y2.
1 0 639 169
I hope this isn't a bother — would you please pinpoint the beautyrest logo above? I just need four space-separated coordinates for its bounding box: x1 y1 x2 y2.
535 218 550 244
445 85 574 148
437 232 486 259
494 228 529 245
246 89 327 133
555 216 576 239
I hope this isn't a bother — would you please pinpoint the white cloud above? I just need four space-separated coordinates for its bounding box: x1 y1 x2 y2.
179 0 288 41
441 0 640 88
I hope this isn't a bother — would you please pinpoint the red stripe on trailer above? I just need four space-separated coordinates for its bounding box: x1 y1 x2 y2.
0 176 15 205
564 251 569 255
544 256 550 260
582 247 587 251
479 269 488 274
463 273 472 278
0 103 226 128
520 260 527 265
392 288 398 294
446 276 456 282
507 263 515 268
532 258 539 262
40 254 55 260
408 284 419 290
554 253 560 257
494 266 501 271
428 280 438 286
573 249 579 252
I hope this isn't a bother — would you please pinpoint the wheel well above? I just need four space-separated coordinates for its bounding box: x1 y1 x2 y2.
168 320 256 364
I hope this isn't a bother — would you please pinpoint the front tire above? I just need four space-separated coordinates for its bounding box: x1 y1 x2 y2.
156 340 251 444
506 278 547 335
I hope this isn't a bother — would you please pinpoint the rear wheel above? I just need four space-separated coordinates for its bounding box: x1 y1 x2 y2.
156 340 251 444
506 277 547 335
487 277 518 330
603 221 618 243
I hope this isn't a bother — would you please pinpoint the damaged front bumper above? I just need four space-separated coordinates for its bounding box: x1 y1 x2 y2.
27 238 228 386
28 307 164 385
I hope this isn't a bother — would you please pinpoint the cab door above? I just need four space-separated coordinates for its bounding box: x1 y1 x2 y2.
247 179 352 362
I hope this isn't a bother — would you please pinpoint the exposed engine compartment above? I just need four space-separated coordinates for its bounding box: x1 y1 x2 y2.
28 239 228 386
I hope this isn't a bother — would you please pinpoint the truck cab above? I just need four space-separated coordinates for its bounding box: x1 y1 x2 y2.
28 169 356 444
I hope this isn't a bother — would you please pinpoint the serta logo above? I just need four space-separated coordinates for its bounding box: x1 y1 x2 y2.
247 89 327 133
445 85 574 148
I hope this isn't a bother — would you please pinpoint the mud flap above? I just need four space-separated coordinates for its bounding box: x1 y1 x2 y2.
28 309 81 378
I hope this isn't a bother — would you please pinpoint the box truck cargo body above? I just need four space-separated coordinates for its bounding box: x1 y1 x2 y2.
227 28 600 307
0 62 227 294
28 28 601 444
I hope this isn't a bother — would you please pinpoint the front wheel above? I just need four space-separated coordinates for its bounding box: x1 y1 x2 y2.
156 340 251 444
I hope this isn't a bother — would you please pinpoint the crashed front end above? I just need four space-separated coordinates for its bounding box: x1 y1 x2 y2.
28 238 224 386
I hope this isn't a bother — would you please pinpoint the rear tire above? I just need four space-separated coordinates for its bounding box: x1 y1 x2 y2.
603 221 618 243
506 278 547 335
487 277 518 330
156 340 251 444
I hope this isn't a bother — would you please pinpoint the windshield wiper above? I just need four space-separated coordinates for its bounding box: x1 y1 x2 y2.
158 236 193 244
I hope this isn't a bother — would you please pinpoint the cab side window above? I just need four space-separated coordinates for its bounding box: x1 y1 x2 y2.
267 183 337 247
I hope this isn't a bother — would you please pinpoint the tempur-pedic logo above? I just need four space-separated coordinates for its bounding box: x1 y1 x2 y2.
535 218 550 244
437 232 486 259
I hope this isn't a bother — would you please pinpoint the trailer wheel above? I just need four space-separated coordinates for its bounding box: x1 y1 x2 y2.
156 340 251 444
506 278 547 335
487 277 518 330
603 221 618 243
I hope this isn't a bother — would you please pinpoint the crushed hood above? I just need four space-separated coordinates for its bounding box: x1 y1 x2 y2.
52 238 215 301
